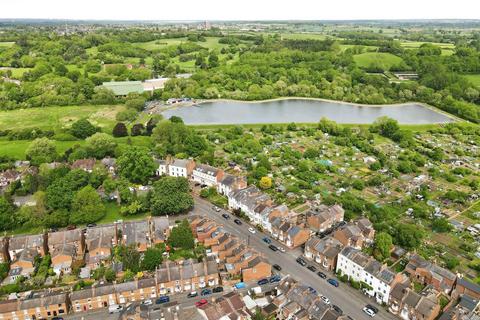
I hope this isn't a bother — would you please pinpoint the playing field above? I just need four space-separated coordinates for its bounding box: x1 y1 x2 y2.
353 52 404 70
0 105 125 132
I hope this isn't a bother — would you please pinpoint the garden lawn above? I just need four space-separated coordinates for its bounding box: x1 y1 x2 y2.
464 74 480 87
0 105 125 132
97 202 150 224
353 52 404 70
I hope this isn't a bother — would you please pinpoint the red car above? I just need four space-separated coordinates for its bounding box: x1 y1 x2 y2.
195 299 208 307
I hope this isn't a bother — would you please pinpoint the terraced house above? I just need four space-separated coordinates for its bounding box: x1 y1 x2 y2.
0 292 68 320
336 246 404 304
192 164 224 187
304 236 344 271
48 229 85 275
306 204 345 233
85 225 118 269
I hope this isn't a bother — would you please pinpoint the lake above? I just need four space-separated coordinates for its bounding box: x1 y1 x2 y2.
161 99 454 125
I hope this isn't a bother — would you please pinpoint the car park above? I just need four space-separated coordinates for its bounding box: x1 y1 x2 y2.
320 295 330 305
327 278 339 287
212 286 223 293
234 219 242 225
222 213 230 219
201 288 212 296
307 265 317 272
296 257 307 266
268 244 278 251
269 275 281 283
332 305 343 315
262 237 272 244
317 271 327 279
187 291 198 298
273 264 282 271
248 227 256 234
195 299 208 307
257 278 269 285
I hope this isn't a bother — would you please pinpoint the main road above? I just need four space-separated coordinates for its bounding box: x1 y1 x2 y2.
193 197 396 320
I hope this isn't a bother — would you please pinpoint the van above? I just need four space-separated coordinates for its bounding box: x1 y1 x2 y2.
108 304 123 314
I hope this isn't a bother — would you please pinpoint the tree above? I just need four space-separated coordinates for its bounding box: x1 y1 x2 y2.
114 244 141 273
369 117 400 139
432 218 453 233
71 185 106 224
168 220 195 250
259 176 272 189
0 197 15 231
112 122 128 137
117 147 156 184
85 133 117 158
149 177 194 216
373 232 393 261
141 248 163 271
131 123 145 136
71 119 97 139
104 268 116 282
26 138 57 165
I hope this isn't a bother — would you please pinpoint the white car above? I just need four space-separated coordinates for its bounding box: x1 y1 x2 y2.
320 295 330 305
278 246 286 253
248 227 256 234
141 299 153 306
363 307 376 317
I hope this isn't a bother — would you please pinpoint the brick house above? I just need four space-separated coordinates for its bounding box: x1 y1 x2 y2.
70 284 117 313
168 159 196 178
455 278 480 300
71 158 97 172
242 256 272 282
270 218 310 248
85 225 118 269
150 216 170 245
121 220 151 252
333 218 375 249
50 244 77 275
303 236 344 271
0 292 69 320
306 204 345 233
404 254 456 294
10 248 38 276
8 234 47 262
389 280 442 320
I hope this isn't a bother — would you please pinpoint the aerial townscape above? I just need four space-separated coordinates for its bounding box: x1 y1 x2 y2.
1 1 480 320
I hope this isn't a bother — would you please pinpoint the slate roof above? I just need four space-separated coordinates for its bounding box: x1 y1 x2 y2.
194 164 220 177
458 278 480 295
48 229 82 247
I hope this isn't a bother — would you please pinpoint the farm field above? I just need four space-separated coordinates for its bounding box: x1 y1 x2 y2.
133 36 229 51
0 104 125 132
353 52 404 70
400 41 456 56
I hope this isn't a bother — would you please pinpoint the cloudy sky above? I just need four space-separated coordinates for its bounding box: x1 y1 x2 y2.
1 0 479 20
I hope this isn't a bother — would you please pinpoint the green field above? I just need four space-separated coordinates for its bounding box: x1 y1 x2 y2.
280 33 330 40
464 74 480 87
400 41 455 56
0 42 15 48
134 37 228 51
353 52 404 70
0 105 125 132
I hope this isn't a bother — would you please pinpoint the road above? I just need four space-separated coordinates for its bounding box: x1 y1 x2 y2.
193 197 396 320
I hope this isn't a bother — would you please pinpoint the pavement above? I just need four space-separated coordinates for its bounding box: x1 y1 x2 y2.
192 197 397 320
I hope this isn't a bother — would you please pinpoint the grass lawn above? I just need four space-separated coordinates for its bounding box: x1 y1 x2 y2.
280 33 330 40
0 42 15 48
399 41 455 49
97 202 150 224
0 104 125 132
353 52 404 70
464 74 480 87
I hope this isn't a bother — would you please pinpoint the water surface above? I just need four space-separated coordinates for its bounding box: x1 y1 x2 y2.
161 99 453 125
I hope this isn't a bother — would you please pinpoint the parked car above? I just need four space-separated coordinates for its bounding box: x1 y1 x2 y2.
269 275 281 283
187 291 198 298
332 305 343 315
307 265 317 272
262 237 272 244
212 206 221 212
268 244 278 251
195 299 208 307
363 307 376 317
273 264 282 271
278 246 286 253
327 278 339 287
108 305 124 314
248 227 256 234
317 271 327 279
141 299 153 306
320 295 330 305
234 282 246 289
155 296 170 304
296 257 307 266
212 286 223 293
234 219 242 225
222 213 230 219
201 288 212 296
87 223 96 228
257 278 269 286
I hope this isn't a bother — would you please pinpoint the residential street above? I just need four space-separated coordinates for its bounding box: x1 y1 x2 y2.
192 197 397 320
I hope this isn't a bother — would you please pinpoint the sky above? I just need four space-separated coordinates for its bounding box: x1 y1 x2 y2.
1 0 479 21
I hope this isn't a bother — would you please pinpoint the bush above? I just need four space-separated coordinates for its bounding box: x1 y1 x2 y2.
71 119 97 139
112 122 128 137
116 109 138 122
